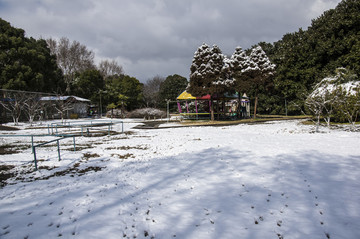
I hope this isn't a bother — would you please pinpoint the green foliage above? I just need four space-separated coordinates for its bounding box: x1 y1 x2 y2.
107 103 116 109
0 18 63 92
73 69 104 102
333 92 360 125
117 94 128 109
158 74 188 109
270 0 360 115
104 75 143 111
332 70 360 125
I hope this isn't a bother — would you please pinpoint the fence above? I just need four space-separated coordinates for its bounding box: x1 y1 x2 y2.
1 120 125 171
32 135 76 170
0 134 77 170
47 120 124 136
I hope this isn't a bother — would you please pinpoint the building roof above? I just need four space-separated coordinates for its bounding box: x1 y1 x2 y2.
177 91 239 100
40 95 90 102
177 91 196 100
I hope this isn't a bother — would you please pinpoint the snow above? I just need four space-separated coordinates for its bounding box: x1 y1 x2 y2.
310 73 360 98
40 96 91 102
1 119 360 239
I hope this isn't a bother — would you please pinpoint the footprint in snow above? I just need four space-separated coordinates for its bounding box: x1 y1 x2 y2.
1 225 11 237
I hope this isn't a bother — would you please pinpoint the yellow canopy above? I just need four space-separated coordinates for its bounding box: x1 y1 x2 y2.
177 91 196 100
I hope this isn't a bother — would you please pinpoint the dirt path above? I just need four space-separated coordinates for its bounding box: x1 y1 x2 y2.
0 125 20 131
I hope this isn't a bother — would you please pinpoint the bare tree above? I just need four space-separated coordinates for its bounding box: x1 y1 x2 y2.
98 59 124 80
143 76 165 108
305 94 325 132
306 78 339 130
53 95 75 123
47 37 95 94
23 93 42 126
0 90 26 125
47 38 57 55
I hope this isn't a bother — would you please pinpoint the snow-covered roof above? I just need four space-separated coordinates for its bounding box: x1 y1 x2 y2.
40 95 91 102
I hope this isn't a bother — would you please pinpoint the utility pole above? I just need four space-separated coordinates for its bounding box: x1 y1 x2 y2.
166 99 171 122
98 90 107 118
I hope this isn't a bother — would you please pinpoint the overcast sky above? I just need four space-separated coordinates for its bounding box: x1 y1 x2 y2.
0 0 341 82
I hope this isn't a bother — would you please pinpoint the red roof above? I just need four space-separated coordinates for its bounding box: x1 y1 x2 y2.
196 94 211 100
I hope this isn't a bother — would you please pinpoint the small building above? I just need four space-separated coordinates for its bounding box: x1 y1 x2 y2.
40 95 91 119
176 91 250 120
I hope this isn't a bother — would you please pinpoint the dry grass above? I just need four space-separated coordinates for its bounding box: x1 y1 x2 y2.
179 115 310 127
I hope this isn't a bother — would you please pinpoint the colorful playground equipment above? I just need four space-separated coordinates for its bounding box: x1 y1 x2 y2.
176 91 250 120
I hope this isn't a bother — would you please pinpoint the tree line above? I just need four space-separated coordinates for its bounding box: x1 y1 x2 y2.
0 18 188 117
187 0 359 123
1 0 359 122
259 0 359 115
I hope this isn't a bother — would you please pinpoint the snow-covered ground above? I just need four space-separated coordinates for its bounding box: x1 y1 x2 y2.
0 119 359 239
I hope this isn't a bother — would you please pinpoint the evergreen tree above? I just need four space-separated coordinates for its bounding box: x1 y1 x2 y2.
232 47 257 95
188 43 229 120
272 0 360 115
0 18 63 92
232 46 275 118
158 74 188 110
72 69 104 102
188 43 213 97
104 75 143 111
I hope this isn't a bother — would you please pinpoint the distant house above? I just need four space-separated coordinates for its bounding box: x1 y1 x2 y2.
40 95 91 119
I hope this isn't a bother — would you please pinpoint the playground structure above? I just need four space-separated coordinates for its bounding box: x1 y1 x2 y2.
176 91 250 120
0 120 124 170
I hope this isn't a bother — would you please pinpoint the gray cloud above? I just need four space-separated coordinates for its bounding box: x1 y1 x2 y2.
0 0 341 82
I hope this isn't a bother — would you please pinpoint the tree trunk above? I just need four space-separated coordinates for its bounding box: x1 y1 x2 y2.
210 98 214 121
29 115 34 126
253 96 258 119
237 94 241 119
12 117 17 126
222 100 225 119
316 115 320 133
325 116 331 128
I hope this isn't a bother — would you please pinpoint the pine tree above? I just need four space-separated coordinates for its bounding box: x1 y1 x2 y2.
231 47 249 78
231 47 257 95
247 46 276 118
250 46 276 77
209 45 234 93
188 43 213 96
188 43 228 120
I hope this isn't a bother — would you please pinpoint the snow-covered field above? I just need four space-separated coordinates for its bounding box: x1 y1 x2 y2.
0 119 359 239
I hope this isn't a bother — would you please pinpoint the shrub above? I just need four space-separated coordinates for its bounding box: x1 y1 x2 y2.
127 108 166 119
70 114 79 119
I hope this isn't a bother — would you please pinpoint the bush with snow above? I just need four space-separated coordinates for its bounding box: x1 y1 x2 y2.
127 108 166 119
306 68 360 130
